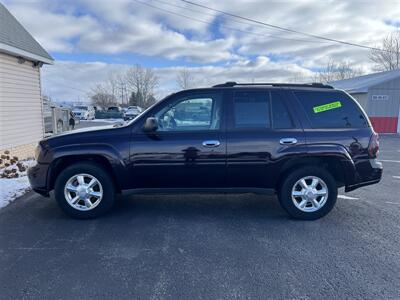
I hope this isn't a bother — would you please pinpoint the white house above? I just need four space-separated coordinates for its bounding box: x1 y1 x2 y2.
0 3 54 158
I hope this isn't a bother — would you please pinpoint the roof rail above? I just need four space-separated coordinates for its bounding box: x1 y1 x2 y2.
212 82 334 89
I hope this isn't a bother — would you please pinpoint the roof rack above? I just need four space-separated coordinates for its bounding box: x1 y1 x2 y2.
212 82 334 89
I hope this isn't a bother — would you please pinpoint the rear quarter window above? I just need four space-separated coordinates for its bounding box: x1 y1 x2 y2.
294 90 368 128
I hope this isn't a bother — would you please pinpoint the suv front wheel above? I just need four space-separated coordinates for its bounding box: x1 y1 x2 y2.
54 162 115 219
278 166 337 220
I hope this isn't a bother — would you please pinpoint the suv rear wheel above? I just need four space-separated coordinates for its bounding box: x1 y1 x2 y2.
54 162 115 219
278 166 337 220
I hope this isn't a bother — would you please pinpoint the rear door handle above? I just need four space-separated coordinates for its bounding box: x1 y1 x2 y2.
280 138 297 145
202 140 221 147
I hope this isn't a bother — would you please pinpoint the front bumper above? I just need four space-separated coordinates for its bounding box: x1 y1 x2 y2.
124 115 138 120
345 159 383 192
27 163 50 197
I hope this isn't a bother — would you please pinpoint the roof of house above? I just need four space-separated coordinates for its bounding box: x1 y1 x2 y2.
0 3 53 64
329 69 400 93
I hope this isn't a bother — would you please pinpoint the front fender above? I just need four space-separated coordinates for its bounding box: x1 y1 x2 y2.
46 143 127 190
52 143 124 165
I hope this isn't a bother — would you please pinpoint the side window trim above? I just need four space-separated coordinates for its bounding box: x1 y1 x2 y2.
269 90 296 129
287 90 311 129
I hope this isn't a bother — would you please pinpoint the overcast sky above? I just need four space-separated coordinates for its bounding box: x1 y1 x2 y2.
4 0 400 102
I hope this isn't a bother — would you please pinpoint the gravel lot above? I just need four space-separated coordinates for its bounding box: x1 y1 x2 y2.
0 135 399 299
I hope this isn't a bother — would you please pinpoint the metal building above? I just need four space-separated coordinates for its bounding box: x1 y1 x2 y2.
330 70 400 133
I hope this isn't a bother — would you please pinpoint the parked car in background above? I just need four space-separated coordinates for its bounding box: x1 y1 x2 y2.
124 106 143 120
95 106 124 119
107 106 122 113
128 105 142 112
72 105 95 120
29 82 382 220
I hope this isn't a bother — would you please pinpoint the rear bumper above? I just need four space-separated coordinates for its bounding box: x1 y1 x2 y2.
345 159 383 192
27 163 50 197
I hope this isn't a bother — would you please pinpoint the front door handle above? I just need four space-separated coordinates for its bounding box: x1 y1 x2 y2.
202 140 221 147
280 138 297 145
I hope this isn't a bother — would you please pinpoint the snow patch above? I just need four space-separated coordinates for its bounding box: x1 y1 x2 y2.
0 159 35 209
81 118 124 123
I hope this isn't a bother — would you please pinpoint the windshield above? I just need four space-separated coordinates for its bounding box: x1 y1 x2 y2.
125 93 172 126
74 106 88 110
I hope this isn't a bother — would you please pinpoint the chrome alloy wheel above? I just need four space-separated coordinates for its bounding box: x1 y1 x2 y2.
291 176 328 212
64 173 103 211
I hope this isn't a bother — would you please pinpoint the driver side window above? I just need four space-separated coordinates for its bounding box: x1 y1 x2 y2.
155 93 222 131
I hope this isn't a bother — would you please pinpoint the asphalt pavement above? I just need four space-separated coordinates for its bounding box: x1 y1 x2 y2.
0 135 399 299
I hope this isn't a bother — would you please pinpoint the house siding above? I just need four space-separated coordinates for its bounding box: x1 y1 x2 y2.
0 51 43 157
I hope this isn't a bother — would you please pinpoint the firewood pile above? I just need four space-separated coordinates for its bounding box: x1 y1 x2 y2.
0 150 28 179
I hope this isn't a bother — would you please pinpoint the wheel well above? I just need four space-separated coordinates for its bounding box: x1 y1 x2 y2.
48 155 120 192
277 157 346 190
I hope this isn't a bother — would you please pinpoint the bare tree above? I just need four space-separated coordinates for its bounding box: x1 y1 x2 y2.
313 59 362 83
107 73 118 100
90 84 117 108
114 73 129 106
370 31 400 71
288 71 311 83
106 72 129 105
176 68 195 89
126 64 158 108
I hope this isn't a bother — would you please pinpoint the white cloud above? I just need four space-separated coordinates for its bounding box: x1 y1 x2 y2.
41 57 315 102
4 0 99 53
5 0 400 64
4 0 400 102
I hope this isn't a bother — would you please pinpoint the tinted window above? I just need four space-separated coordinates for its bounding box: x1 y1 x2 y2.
155 93 222 131
271 91 293 129
233 91 270 128
294 91 368 128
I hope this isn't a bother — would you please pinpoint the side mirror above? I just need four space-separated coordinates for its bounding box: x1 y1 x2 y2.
143 117 158 132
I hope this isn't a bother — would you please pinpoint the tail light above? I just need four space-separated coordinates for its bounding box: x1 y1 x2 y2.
368 132 379 158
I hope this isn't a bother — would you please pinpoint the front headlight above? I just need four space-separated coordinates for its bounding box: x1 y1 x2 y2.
34 144 41 161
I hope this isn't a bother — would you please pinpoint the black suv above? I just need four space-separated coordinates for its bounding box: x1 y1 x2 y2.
28 82 383 220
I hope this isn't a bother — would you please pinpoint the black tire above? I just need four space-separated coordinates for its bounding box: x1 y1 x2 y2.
278 166 337 220
54 162 115 219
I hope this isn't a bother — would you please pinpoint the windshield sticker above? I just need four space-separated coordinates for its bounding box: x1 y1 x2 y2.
313 101 342 113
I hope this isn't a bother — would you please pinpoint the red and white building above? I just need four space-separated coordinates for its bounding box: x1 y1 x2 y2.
330 70 400 133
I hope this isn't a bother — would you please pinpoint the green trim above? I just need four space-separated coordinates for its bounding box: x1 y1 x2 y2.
313 101 342 113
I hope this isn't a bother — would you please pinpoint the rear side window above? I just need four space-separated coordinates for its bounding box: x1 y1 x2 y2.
294 91 368 128
271 91 293 129
233 91 271 128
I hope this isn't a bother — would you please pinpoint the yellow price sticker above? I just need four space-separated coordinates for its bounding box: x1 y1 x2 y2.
313 101 342 113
